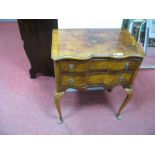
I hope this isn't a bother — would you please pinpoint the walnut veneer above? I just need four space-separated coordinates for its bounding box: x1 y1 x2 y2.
51 29 145 123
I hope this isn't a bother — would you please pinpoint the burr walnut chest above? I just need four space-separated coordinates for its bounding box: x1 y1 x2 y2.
51 29 145 123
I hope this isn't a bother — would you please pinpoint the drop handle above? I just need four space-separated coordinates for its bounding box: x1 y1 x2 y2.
68 64 75 72
68 79 74 85
124 62 129 70
120 76 125 82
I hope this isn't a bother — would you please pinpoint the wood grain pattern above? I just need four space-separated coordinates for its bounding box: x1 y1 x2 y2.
59 71 134 91
52 29 145 60
51 28 145 122
58 58 141 74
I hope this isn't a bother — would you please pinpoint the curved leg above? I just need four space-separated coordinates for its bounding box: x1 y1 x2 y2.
116 86 133 120
54 92 65 124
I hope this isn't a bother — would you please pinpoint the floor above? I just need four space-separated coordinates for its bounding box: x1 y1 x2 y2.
0 22 155 135
142 46 155 67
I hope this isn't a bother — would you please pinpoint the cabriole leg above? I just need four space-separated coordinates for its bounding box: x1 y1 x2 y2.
54 92 65 124
116 86 133 120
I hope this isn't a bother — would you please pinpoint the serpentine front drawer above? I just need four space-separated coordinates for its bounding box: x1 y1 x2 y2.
60 72 134 88
59 59 141 74
51 28 145 123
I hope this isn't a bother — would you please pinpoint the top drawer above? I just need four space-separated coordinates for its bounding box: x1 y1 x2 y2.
59 60 88 73
59 59 141 73
89 59 141 71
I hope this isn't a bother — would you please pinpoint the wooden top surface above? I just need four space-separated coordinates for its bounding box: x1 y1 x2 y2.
52 29 145 60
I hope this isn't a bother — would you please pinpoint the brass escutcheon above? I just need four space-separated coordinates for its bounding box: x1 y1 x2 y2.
124 62 129 70
68 64 75 72
120 75 125 82
68 79 74 85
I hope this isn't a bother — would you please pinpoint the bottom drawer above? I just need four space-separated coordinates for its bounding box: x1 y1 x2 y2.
104 73 133 85
60 75 86 87
88 72 133 86
60 72 134 88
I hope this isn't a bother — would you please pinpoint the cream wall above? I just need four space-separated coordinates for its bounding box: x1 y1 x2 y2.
58 19 123 28
0 19 123 28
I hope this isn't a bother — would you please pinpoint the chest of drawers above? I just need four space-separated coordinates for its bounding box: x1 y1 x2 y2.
51 29 145 123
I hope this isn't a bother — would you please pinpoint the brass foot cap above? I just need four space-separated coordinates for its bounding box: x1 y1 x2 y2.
57 119 63 124
116 114 122 120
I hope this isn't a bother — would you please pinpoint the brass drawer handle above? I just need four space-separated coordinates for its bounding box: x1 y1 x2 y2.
68 64 75 72
124 62 129 70
68 79 74 85
120 76 125 82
